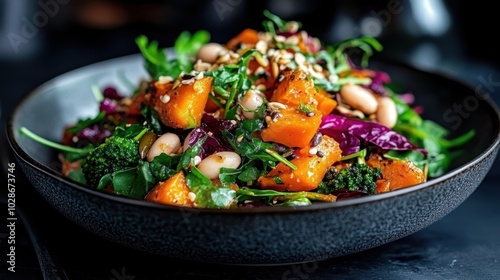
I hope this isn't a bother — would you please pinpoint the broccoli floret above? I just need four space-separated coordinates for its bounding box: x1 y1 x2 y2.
81 136 140 187
80 124 149 187
19 124 148 187
317 162 381 194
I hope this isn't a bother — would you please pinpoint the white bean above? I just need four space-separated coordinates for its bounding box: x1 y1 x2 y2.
147 133 181 161
197 42 227 64
197 151 241 179
376 96 398 128
240 90 264 119
340 83 378 115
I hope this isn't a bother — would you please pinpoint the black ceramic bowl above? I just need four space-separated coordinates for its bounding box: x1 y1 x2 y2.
7 54 500 265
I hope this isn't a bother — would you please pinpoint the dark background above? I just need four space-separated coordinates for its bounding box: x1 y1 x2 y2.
0 0 499 113
1 1 499 279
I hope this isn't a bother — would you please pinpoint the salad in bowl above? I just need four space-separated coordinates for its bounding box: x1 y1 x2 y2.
21 10 474 209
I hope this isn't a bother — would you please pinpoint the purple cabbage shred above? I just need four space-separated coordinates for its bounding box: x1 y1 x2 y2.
319 114 427 156
75 124 112 146
99 98 118 114
103 87 122 99
186 114 238 159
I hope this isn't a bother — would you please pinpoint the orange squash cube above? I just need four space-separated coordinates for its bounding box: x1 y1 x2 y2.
258 135 342 192
145 171 193 207
154 76 213 129
260 107 322 148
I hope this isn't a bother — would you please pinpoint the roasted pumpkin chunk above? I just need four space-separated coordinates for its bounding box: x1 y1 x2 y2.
258 135 342 192
367 154 426 191
154 76 213 129
260 107 322 148
145 171 193 207
270 69 319 108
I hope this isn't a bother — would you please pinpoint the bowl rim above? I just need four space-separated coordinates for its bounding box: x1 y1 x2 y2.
6 53 500 215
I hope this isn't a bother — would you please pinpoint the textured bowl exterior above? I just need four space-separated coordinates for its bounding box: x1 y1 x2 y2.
14 147 498 265
7 54 500 265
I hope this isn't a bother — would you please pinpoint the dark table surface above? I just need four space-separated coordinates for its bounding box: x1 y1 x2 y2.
1 3 500 278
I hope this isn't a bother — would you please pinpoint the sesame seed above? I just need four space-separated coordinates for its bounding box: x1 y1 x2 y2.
256 40 268 54
275 35 286 42
160 94 171 103
158 76 174 84
309 147 318 155
310 132 322 147
256 84 267 92
286 21 299 33
272 62 279 79
306 112 315 117
285 35 299 45
172 79 181 89
229 51 240 59
255 53 269 67
316 151 325 158
255 66 266 75
216 52 230 64
195 71 204 80
268 102 287 110
194 156 202 165
329 74 339 83
182 74 195 80
313 64 323 72
193 59 211 72
278 58 290 65
188 192 196 202
294 52 306 65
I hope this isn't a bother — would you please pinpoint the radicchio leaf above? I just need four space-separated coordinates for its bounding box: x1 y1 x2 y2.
321 130 361 155
103 87 123 99
368 70 390 96
319 114 427 156
186 114 238 159
99 98 118 114
75 124 112 146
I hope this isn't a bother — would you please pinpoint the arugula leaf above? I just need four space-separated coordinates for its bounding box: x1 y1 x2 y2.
177 136 206 171
136 30 210 79
140 104 162 134
149 153 181 182
235 188 336 206
68 111 106 134
135 35 170 79
97 160 158 199
262 9 289 33
330 36 383 68
391 94 475 177
174 30 210 74
206 50 256 119
185 167 236 208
